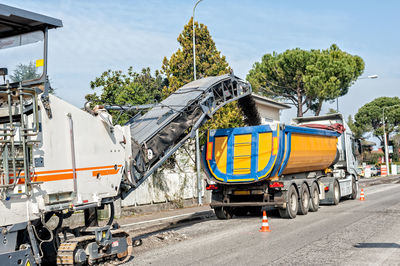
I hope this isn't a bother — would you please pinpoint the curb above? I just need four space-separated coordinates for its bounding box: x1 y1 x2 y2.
359 175 400 187
120 209 215 232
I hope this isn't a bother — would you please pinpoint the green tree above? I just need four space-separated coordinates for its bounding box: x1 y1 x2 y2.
11 62 56 94
86 67 166 125
247 44 364 117
391 134 400 162
347 115 364 140
162 18 244 130
354 97 400 143
305 45 365 115
10 62 40 82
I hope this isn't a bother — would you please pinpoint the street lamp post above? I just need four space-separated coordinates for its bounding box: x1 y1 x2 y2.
382 107 390 176
193 0 204 205
336 74 378 112
193 0 203 81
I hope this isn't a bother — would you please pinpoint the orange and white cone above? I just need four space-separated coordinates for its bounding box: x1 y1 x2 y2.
259 210 271 232
360 189 365 201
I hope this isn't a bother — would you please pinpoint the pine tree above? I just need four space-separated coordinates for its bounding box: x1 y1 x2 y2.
162 18 244 132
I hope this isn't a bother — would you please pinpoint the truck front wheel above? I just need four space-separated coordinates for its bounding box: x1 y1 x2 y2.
309 182 320 212
214 207 233 219
333 179 340 205
350 176 357 200
279 185 298 219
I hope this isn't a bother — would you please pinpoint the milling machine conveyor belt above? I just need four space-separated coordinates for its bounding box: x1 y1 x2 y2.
121 74 253 197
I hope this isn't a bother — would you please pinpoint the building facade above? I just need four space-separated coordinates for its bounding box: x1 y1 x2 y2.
252 93 291 123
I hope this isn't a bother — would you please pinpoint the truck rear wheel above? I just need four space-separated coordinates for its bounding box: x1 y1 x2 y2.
333 179 340 205
297 183 310 215
214 207 233 219
309 182 320 212
279 185 298 219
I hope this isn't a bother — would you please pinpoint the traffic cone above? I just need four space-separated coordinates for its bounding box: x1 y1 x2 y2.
259 210 271 232
360 189 365 201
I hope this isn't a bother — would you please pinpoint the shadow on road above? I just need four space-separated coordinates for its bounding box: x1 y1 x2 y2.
232 206 283 219
354 243 400 248
130 213 216 244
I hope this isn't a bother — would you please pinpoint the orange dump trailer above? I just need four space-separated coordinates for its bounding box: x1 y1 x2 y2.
203 124 339 184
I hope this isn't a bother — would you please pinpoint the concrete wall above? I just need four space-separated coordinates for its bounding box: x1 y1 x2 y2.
121 141 206 209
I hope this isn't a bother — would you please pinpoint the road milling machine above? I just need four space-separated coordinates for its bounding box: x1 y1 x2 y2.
0 4 256 265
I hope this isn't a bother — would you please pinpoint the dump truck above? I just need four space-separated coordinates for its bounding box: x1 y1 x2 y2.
202 114 361 219
0 4 257 265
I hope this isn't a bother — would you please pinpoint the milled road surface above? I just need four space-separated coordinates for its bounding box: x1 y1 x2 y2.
127 180 400 265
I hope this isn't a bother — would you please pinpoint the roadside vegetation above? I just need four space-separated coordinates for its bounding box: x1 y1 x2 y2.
354 97 400 164
85 18 399 165
86 18 243 131
247 44 365 117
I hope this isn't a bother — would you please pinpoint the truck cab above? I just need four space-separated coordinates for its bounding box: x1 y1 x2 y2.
292 113 360 202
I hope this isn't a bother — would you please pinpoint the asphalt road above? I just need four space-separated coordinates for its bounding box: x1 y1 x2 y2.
127 180 400 265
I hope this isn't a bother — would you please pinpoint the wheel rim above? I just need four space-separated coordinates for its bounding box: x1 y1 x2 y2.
290 193 297 212
334 183 339 200
313 189 319 205
302 191 309 209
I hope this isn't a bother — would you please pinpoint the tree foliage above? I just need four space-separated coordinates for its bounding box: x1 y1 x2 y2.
391 134 400 162
11 62 56 94
162 18 244 131
347 115 365 140
10 62 40 82
247 44 365 117
162 17 230 94
86 67 166 125
354 97 400 143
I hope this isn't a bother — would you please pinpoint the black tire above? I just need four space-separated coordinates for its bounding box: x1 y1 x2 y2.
297 183 310 215
214 207 233 219
279 185 298 219
309 182 320 212
350 176 357 200
333 179 340 205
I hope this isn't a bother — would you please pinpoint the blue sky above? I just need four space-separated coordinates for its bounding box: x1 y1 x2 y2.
2 0 399 140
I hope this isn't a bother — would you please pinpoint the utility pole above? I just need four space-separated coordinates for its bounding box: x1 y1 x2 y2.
193 0 204 205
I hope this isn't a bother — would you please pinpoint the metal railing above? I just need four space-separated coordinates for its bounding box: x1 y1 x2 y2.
0 82 40 199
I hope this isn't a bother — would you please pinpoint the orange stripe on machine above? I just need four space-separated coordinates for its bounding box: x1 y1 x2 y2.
92 168 120 177
34 173 74 182
6 165 122 184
